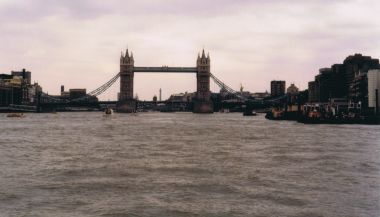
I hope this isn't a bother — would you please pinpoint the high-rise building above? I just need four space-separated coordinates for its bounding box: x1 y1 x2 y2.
350 72 368 108
315 68 337 102
343 54 379 96
331 64 346 98
308 81 318 102
271 80 285 97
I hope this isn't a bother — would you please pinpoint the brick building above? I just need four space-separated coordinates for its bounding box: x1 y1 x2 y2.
270 80 285 97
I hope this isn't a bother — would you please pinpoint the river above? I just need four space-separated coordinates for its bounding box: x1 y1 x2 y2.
0 112 379 217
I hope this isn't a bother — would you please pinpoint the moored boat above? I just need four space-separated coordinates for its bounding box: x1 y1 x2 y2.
265 108 284 120
6 113 24 118
104 108 113 115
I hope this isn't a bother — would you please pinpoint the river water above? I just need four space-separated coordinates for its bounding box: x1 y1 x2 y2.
0 112 379 217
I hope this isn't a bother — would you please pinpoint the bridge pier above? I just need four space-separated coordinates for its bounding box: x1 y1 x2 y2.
193 101 213 113
116 100 136 113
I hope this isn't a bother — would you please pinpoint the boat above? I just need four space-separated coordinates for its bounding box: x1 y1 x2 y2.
220 108 230 113
308 109 322 119
6 113 24 118
297 114 380 125
104 108 113 115
243 110 257 116
265 108 284 120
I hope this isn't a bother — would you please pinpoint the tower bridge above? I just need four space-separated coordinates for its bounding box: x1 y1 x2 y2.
118 49 213 113
37 48 249 113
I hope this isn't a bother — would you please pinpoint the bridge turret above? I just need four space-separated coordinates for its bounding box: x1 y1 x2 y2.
119 49 135 107
195 49 213 113
120 49 134 65
197 49 210 65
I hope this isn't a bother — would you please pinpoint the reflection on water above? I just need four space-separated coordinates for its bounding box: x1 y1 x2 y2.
0 112 379 217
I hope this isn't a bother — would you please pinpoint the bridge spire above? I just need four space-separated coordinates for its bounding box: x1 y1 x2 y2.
120 51 124 64
125 48 129 58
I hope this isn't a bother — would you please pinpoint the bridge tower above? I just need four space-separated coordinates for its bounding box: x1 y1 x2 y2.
117 49 136 112
194 49 213 113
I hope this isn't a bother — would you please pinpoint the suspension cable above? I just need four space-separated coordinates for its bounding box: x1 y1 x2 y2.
40 72 120 103
210 73 247 101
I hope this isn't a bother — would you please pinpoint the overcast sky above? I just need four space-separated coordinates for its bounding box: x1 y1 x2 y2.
0 0 379 100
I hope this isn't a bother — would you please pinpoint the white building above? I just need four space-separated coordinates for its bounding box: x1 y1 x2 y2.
368 69 380 111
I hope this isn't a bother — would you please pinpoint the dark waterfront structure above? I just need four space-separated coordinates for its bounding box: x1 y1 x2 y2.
58 87 91 101
308 81 318 103
344 54 379 94
267 54 380 124
308 54 380 106
309 68 339 103
0 85 22 106
0 69 41 108
118 49 213 113
350 73 368 109
11 69 31 85
316 68 333 102
270 80 285 97
289 53 380 124
69 89 87 100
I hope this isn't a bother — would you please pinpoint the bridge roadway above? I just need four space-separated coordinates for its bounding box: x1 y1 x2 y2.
133 67 197 73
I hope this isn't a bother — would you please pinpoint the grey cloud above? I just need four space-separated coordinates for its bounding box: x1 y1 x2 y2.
0 0 253 23
0 0 354 24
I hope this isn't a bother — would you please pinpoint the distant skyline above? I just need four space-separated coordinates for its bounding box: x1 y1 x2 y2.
0 0 380 100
